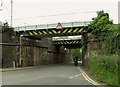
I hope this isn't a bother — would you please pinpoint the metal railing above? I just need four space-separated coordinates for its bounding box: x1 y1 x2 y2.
14 21 91 32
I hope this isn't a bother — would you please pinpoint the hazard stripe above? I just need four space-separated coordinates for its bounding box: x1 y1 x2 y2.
48 30 52 34
42 30 47 34
28 31 33 35
58 30 61 34
52 30 57 34
70 41 73 44
27 27 85 36
55 40 81 45
58 42 61 44
78 28 84 32
68 28 73 33
73 28 79 32
64 41 67 44
63 29 68 33
67 41 70 44
60 41 63 44
33 31 38 35
76 41 79 44
59 41 61 44
38 31 43 35
73 41 76 44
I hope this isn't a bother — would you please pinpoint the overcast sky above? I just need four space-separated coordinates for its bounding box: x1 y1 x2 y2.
0 0 119 27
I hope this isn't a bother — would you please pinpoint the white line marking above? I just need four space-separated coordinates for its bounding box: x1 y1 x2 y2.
69 74 82 79
75 75 79 77
69 77 73 79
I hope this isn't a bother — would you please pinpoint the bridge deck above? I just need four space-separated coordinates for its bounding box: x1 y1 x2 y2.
14 21 91 32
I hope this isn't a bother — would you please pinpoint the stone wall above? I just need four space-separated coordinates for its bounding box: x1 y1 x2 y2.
2 28 71 68
2 28 15 68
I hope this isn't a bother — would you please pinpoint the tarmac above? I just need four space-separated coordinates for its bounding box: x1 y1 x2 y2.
1 63 77 72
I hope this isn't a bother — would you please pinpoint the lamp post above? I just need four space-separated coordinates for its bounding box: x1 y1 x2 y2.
19 34 23 66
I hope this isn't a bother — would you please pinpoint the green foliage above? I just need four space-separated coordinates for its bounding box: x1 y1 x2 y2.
88 10 119 53
87 10 119 86
2 22 14 43
72 48 82 60
88 54 118 85
88 10 113 38
106 34 120 54
2 22 14 35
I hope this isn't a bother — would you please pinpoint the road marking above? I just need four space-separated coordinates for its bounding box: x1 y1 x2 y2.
69 74 82 79
75 75 79 77
78 67 101 85
69 77 73 79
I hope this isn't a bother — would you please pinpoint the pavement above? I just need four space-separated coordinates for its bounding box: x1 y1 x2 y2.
1 64 56 72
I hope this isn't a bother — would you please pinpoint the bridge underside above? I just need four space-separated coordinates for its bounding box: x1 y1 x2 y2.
55 44 82 49
53 39 82 49
15 24 88 49
17 26 87 37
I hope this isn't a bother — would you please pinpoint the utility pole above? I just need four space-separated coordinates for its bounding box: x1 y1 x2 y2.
11 0 13 28
0 0 2 10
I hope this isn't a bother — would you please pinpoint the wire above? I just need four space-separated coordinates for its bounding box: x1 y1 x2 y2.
1 0 10 15
11 12 79 21
0 0 2 7
10 10 109 21
82 10 110 13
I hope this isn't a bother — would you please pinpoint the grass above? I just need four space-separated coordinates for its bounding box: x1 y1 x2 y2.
88 54 118 86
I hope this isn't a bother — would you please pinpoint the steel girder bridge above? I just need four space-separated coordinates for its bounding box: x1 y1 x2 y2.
52 36 82 49
14 21 90 66
14 21 91 46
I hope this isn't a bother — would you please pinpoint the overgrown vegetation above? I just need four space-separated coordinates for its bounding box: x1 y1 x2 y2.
87 10 120 86
88 54 118 85
72 48 82 60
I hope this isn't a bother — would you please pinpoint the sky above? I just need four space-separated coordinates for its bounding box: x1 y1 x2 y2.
0 0 119 27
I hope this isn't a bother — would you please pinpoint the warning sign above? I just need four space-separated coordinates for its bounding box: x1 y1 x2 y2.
56 22 63 30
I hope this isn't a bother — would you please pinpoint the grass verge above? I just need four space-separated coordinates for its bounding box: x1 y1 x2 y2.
88 54 118 86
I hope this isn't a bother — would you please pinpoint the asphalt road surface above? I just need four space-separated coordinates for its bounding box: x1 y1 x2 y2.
2 64 96 86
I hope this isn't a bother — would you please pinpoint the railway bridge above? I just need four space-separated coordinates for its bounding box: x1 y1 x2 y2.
2 21 91 68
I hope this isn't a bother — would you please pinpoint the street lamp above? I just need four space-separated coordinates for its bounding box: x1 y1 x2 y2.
64 48 67 51
19 34 23 66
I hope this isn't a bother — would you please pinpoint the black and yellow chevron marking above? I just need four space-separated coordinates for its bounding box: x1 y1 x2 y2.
27 27 86 36
53 40 81 45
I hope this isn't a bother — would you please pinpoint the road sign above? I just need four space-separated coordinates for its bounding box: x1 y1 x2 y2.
56 22 63 30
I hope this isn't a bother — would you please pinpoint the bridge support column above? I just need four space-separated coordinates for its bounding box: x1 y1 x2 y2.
81 32 87 66
12 31 17 68
55 46 60 63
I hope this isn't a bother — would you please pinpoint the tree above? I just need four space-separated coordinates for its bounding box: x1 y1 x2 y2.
88 10 113 39
88 10 114 49
88 10 119 54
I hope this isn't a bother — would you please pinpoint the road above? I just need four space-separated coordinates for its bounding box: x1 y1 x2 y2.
2 64 96 86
